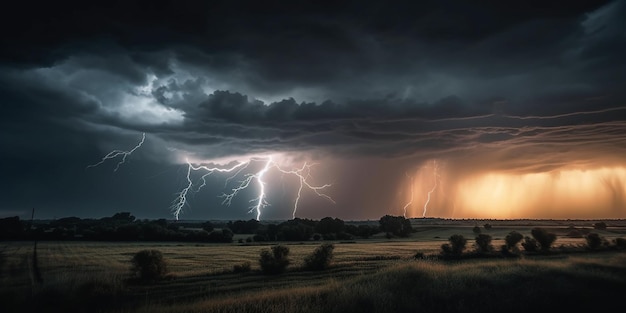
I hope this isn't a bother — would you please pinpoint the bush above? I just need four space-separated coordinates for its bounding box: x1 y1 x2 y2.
304 243 335 270
259 245 290 274
233 261 251 273
585 233 604 250
474 233 493 254
504 231 524 252
521 236 539 252
530 227 557 252
441 234 467 257
130 249 168 281
614 237 626 250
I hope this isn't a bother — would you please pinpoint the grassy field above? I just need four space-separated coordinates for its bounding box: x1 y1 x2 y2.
1 220 626 313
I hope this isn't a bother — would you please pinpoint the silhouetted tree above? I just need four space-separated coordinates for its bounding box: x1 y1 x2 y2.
315 217 345 235
379 215 412 237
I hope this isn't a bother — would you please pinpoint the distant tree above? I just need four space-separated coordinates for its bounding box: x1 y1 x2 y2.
303 243 335 270
530 227 557 252
259 245 290 274
472 225 481 235
474 233 493 254
201 221 214 233
109 212 136 224
483 223 492 230
315 217 345 235
593 222 607 230
379 215 412 237
207 228 233 243
227 219 260 234
130 249 168 281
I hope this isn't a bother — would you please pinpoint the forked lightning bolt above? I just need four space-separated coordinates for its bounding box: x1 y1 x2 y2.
423 160 440 217
172 155 334 221
170 159 248 220
86 133 146 171
279 161 335 219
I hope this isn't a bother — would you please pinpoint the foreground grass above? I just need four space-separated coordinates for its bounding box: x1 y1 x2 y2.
129 253 626 313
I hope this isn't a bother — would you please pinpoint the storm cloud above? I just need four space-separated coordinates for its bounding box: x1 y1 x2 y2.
1 0 625 220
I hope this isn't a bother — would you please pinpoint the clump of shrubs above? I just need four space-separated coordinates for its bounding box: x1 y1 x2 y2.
441 234 467 258
259 245 290 274
130 249 168 282
233 261 252 273
303 243 335 270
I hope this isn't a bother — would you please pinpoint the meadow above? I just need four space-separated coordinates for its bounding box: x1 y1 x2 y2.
1 219 626 313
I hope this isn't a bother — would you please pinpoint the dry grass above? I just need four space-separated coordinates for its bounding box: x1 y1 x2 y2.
1 222 625 313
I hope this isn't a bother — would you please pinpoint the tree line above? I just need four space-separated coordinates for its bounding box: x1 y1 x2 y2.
0 212 391 242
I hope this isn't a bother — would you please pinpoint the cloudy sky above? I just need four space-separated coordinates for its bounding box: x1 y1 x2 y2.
2 0 625 221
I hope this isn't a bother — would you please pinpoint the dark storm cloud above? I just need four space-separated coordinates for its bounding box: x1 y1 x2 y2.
1 0 625 220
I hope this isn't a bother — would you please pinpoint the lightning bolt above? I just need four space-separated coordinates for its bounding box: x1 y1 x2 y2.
170 159 248 220
172 155 334 221
275 162 335 219
86 133 146 172
402 172 414 218
422 160 440 217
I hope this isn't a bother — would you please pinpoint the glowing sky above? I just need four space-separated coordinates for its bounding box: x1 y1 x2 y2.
1 1 625 220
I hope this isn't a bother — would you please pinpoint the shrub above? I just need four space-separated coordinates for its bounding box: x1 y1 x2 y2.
474 233 493 254
441 234 467 257
585 233 603 250
233 261 251 273
614 237 626 250
304 243 335 270
130 249 168 281
504 231 524 252
521 236 539 252
259 245 290 274
530 227 556 252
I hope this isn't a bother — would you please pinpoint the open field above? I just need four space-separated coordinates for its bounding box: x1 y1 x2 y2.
2 220 626 313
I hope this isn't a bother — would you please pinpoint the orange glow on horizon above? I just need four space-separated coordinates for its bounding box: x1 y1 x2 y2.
400 160 626 219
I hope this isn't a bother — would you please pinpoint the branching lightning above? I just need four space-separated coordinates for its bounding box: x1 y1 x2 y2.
402 172 414 218
422 160 440 217
170 159 248 220
171 155 334 221
86 133 146 171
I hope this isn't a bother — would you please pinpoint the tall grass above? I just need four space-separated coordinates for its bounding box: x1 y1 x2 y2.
131 254 626 313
